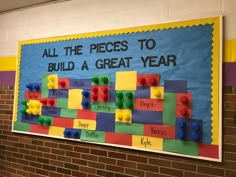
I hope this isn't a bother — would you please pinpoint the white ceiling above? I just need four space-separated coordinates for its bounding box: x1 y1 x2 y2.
0 0 67 14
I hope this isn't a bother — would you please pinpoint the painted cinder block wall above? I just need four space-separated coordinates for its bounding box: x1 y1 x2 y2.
0 0 236 176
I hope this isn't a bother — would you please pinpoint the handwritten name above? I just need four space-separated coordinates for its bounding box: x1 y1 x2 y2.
141 137 152 148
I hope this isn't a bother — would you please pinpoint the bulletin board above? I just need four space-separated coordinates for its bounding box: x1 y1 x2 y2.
12 17 222 162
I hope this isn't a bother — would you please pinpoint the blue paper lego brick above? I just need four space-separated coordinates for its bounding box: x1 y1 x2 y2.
70 79 91 89
42 107 61 117
164 80 187 93
175 118 202 142
48 89 68 98
96 112 115 132
132 110 163 124
109 89 116 102
135 86 150 98
21 113 39 124
64 128 81 138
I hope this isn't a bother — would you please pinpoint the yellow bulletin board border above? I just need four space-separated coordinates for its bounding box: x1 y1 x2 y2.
13 16 222 162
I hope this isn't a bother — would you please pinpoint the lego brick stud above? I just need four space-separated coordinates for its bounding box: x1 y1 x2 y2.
116 101 123 109
116 92 123 99
59 80 66 87
180 95 188 104
101 77 109 84
82 90 90 98
139 77 146 85
91 77 99 84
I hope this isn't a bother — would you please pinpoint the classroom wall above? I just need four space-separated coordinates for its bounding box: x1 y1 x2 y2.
0 0 236 177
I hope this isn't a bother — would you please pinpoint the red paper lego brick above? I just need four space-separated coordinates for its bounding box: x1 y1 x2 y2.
58 78 70 89
30 124 49 134
135 98 163 111
90 86 109 102
199 144 219 159
137 74 160 86
52 117 74 128
144 124 175 139
105 132 132 146
176 93 192 118
77 109 97 120
24 91 41 100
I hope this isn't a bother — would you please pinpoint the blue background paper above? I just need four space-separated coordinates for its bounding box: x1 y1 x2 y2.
18 24 213 143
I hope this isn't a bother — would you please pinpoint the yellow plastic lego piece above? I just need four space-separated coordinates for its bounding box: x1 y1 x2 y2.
115 109 132 123
26 100 42 115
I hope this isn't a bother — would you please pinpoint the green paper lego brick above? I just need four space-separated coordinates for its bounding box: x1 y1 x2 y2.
91 74 110 86
115 122 144 135
13 122 30 132
91 102 116 113
56 98 68 108
61 108 77 118
163 139 198 156
80 130 105 143
163 92 176 126
42 74 49 98
115 90 135 109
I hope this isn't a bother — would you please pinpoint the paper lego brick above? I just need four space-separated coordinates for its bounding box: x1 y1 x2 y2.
42 74 49 98
30 124 49 135
56 98 68 108
73 119 96 130
91 74 110 86
13 122 31 132
132 110 163 124
61 109 77 118
49 126 65 136
135 86 150 98
80 130 105 143
68 89 83 109
42 107 61 117
77 109 96 120
163 93 176 126
164 80 187 93
115 122 144 135
24 91 41 100
21 113 39 124
96 112 115 132
199 144 219 159
163 139 198 156
70 79 91 89
115 71 137 90
105 132 132 146
90 86 109 102
132 135 163 150
115 91 135 109
48 89 68 99
91 102 116 113
134 98 163 111
52 117 74 128
144 124 175 139
150 86 164 99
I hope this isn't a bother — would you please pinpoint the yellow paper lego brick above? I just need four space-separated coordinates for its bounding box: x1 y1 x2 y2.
115 109 132 123
49 126 64 137
47 74 58 89
68 89 83 109
0 56 16 71
132 135 163 151
73 119 96 130
115 71 137 90
150 86 164 99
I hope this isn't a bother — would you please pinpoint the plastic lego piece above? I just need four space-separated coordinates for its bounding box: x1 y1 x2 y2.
177 119 186 128
26 84 33 91
64 129 71 137
125 92 133 99
115 101 123 109
150 77 157 86
82 90 90 98
20 108 27 114
21 100 29 106
91 94 98 101
180 95 188 104
81 100 90 108
71 130 80 138
59 80 66 87
91 77 99 84
44 118 52 126
26 100 42 115
32 84 40 91
191 122 200 130
126 101 133 109
138 77 146 85
37 117 44 124
116 92 123 99
91 86 98 93
101 77 109 84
